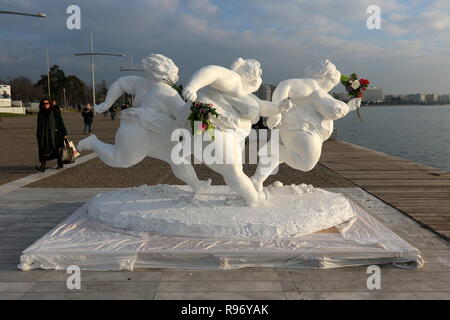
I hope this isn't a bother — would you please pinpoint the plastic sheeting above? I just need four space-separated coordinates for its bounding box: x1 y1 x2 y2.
18 188 423 271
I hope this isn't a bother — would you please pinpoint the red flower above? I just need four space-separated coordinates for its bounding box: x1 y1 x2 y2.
359 78 370 86
357 92 363 98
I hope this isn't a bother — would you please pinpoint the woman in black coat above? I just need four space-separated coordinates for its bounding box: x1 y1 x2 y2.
36 98 68 172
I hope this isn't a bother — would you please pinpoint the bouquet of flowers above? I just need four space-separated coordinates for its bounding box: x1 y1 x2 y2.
341 73 370 121
163 78 220 140
187 102 220 140
340 73 370 98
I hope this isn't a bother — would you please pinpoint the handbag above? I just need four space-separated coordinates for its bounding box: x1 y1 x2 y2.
62 139 75 164
68 140 81 159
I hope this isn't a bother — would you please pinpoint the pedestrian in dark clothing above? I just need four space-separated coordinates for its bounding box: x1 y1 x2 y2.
77 104 82 112
35 98 68 172
109 105 116 120
52 99 62 111
81 104 94 135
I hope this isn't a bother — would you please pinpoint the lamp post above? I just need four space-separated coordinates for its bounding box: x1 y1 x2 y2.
0 10 46 18
63 88 67 109
0 10 48 98
119 56 144 107
46 48 51 98
119 56 144 73
74 33 125 106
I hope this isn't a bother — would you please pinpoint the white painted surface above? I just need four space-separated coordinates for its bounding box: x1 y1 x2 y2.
87 184 355 238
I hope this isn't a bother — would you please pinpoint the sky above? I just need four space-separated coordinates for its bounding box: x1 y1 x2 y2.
1 0 450 95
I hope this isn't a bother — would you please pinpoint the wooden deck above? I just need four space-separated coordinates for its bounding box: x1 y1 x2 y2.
321 140 450 240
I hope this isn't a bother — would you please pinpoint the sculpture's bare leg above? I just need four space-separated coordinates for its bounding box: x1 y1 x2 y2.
208 162 262 207
149 140 211 194
170 163 211 194
78 121 210 193
279 131 322 171
251 131 323 191
77 121 150 167
250 146 282 192
201 132 262 206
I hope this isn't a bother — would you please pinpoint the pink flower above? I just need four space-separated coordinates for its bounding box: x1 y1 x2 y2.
199 123 208 131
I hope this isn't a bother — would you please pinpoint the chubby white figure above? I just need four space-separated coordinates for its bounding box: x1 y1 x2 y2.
77 54 211 194
182 58 292 206
251 60 361 192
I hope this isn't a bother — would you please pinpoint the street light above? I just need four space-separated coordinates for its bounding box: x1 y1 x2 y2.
1 10 48 97
63 88 67 109
120 56 144 73
46 48 51 98
0 10 46 18
74 32 125 106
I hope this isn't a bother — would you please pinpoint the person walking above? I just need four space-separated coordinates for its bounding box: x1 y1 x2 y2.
52 99 62 111
35 98 68 172
81 104 94 135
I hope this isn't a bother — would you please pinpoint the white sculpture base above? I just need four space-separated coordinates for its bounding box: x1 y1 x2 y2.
87 184 355 239
18 185 423 271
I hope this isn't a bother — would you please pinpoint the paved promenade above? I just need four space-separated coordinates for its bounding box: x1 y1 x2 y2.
0 111 448 300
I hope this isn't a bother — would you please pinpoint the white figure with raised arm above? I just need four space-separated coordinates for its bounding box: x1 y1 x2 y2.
77 53 211 194
251 60 362 192
182 58 292 206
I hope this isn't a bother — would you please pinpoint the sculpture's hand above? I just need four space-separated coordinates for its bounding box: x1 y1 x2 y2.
278 98 294 113
348 98 362 111
94 102 108 114
182 86 198 103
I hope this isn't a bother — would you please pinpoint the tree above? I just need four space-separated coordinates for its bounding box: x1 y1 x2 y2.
35 65 68 103
66 75 87 105
8 77 43 101
96 80 108 102
35 65 87 106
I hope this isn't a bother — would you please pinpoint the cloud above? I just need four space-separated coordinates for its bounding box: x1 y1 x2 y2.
187 0 219 18
1 0 450 94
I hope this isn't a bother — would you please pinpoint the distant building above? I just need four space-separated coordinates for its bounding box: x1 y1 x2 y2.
438 94 450 104
384 94 402 104
362 87 384 102
0 84 11 107
255 84 275 101
425 94 438 103
405 94 425 103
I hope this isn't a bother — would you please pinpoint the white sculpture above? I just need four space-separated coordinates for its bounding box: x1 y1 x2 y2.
182 57 292 206
77 54 211 194
251 60 361 192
